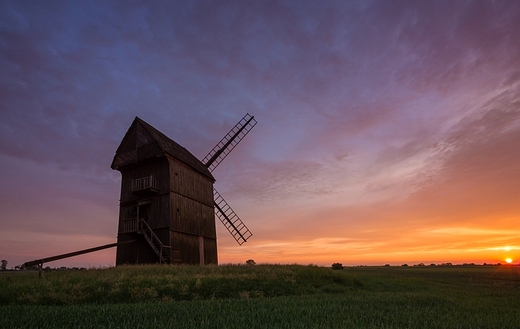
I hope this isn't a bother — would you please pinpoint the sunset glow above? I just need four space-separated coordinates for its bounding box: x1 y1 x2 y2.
1 1 519 268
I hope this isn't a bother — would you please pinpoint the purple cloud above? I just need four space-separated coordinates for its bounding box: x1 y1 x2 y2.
1 0 519 266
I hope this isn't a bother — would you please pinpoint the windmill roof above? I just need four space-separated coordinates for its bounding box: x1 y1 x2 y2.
111 116 214 181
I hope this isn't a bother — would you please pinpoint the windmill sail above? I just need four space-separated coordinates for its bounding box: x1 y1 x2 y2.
202 113 257 172
213 188 252 245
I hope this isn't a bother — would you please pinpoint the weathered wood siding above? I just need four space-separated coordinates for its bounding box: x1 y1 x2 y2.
170 193 216 237
168 156 216 238
168 157 214 207
111 121 164 169
116 233 137 264
170 231 217 265
167 156 217 264
203 237 218 264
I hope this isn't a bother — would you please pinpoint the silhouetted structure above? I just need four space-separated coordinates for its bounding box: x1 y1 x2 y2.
22 114 255 268
111 114 255 265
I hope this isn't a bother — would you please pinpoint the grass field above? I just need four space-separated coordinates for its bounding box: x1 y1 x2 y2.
1 264 519 328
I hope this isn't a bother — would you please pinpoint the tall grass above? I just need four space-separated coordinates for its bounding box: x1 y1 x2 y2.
1 264 365 305
1 265 519 328
4 293 517 329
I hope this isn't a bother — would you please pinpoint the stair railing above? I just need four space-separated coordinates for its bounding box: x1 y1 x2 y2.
139 218 170 264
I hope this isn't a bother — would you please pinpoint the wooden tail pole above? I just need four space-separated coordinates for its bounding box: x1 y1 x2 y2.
24 240 136 268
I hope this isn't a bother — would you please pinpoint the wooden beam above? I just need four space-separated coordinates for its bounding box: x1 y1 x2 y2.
24 240 136 267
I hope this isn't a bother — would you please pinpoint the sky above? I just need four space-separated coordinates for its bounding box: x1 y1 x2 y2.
1 0 519 268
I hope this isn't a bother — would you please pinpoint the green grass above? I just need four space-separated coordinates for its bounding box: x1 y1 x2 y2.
1 265 519 328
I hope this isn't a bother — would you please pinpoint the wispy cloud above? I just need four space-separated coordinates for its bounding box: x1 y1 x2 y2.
1 0 519 267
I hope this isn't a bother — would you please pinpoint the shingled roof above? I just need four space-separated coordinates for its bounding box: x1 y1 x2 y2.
111 117 214 181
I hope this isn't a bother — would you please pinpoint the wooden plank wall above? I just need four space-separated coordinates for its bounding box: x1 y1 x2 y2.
170 231 218 265
116 233 137 264
168 157 214 207
203 238 218 264
168 156 216 238
112 121 161 168
167 157 217 264
171 232 199 265
170 193 215 237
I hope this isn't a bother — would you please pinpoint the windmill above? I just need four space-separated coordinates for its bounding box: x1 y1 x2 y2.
23 114 257 269
109 113 257 265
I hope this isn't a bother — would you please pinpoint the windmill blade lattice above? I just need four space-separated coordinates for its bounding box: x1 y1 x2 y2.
203 113 257 172
213 188 252 245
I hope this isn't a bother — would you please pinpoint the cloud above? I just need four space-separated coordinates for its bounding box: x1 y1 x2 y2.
1 1 519 266
221 159 334 203
0 154 119 235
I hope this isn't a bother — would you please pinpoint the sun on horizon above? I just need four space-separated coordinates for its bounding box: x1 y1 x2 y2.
505 258 513 264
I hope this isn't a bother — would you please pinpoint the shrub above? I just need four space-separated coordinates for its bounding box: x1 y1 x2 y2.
331 263 344 270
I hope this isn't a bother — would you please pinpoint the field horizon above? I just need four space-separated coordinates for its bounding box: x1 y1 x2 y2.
2 263 519 328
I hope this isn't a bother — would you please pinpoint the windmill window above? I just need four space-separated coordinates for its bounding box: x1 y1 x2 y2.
131 176 159 194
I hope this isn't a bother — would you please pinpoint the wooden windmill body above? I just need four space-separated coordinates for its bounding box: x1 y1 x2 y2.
111 114 255 265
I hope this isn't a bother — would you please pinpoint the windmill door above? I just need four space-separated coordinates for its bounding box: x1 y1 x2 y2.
137 201 151 225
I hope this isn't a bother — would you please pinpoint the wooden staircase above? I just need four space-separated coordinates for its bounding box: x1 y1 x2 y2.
139 218 171 264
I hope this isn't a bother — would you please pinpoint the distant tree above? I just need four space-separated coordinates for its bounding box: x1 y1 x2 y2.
401 264 408 267
331 263 344 270
245 259 256 265
1 259 7 270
